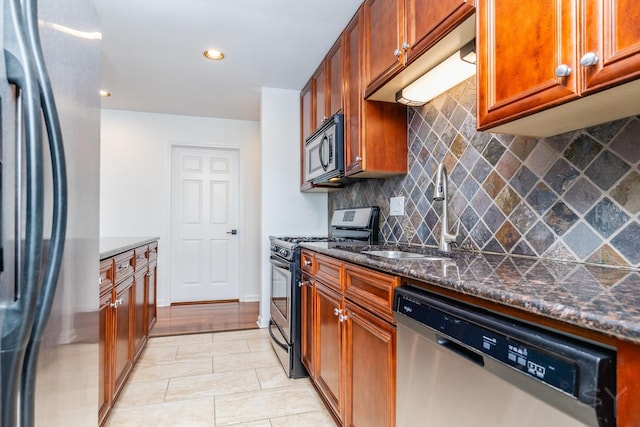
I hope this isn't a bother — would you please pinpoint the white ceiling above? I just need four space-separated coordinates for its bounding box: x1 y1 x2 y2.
93 0 363 122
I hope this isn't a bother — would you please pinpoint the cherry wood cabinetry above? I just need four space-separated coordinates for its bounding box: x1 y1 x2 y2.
344 300 396 427
301 250 398 426
315 282 345 420
478 0 640 136
99 241 158 426
363 0 475 97
344 6 408 179
300 272 316 377
112 274 134 398
98 259 114 427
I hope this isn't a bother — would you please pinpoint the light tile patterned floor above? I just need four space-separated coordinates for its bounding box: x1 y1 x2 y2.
105 329 337 426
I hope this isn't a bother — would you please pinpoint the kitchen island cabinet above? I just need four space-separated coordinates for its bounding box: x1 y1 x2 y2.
300 250 398 427
99 237 159 426
478 0 640 136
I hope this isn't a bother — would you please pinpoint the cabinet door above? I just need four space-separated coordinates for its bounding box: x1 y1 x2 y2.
301 80 314 192
477 0 579 130
133 269 147 359
301 274 315 378
301 80 314 143
344 301 396 427
345 8 364 176
364 0 405 95
98 291 112 425
315 283 344 420
328 36 344 117
405 0 475 63
112 276 134 398
147 260 157 332
313 63 326 127
580 0 640 94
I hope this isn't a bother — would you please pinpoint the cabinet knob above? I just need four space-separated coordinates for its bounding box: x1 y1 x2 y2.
393 48 401 58
355 156 362 162
334 308 342 316
304 259 312 266
117 298 123 306
555 64 572 77
339 314 348 322
109 302 118 308
402 42 410 51
580 52 599 67
98 276 104 285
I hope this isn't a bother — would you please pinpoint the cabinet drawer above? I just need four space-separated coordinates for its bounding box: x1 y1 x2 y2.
134 245 148 272
344 263 400 322
113 250 135 284
315 253 343 292
99 259 114 295
301 250 315 274
148 242 158 262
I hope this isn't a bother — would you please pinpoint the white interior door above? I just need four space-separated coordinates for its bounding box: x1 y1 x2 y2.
171 146 240 303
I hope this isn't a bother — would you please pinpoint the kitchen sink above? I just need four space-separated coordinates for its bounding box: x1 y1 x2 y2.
361 250 449 261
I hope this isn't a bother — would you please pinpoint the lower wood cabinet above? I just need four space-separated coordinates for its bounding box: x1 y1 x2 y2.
99 241 158 426
344 300 396 427
300 273 315 377
315 282 345 420
112 274 135 399
301 250 397 427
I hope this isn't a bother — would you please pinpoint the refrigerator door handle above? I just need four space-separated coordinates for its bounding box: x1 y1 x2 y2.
19 0 69 425
0 0 45 424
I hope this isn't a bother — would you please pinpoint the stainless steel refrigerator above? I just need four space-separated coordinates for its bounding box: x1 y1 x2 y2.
0 0 100 425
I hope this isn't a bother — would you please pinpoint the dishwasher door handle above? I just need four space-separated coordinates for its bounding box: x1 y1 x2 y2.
437 335 484 367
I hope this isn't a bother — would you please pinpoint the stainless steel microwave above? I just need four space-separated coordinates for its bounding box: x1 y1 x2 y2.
304 114 344 186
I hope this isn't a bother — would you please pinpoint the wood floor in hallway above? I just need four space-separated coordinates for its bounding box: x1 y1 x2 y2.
150 301 260 337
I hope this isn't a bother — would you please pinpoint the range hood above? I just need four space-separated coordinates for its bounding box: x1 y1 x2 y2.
367 14 476 105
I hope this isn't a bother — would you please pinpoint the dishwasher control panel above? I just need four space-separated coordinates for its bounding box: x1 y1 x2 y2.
396 293 578 396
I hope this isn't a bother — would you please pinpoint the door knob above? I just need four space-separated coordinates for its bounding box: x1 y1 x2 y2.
226 229 238 235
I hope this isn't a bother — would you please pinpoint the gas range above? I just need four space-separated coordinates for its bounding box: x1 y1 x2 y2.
269 206 380 261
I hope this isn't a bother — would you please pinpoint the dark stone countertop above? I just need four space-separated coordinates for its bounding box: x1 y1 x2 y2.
300 242 640 345
100 237 159 260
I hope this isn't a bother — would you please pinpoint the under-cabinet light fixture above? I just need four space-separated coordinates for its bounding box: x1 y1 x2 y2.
396 40 476 106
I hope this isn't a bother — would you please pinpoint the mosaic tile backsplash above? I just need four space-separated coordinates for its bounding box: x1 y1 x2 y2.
328 77 640 268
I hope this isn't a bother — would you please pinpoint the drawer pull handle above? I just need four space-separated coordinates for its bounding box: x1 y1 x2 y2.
339 314 348 322
334 308 342 316
555 64 571 77
304 260 312 266
580 52 599 67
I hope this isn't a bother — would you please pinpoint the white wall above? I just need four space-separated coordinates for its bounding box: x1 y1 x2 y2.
100 109 261 307
259 88 328 327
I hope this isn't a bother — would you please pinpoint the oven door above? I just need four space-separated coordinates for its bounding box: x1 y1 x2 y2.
269 254 291 343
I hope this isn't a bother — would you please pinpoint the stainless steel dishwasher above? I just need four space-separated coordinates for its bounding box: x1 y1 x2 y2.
393 285 616 427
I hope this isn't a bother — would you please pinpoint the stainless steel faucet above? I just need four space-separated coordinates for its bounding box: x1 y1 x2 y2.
433 163 461 253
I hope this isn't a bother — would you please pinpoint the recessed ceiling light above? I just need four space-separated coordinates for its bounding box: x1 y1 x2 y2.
99 89 111 97
204 49 224 60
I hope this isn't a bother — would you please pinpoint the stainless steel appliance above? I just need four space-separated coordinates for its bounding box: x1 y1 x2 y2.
394 285 616 427
0 0 100 425
269 207 379 378
304 113 344 186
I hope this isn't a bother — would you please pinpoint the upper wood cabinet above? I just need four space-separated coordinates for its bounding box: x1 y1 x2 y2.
363 0 405 95
478 0 640 136
345 7 408 178
313 63 326 128
363 0 475 97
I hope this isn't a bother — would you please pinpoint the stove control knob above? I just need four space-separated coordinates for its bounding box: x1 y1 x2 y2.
279 248 289 257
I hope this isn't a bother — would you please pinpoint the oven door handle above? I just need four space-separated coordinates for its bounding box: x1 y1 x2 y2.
269 319 289 351
269 255 291 270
